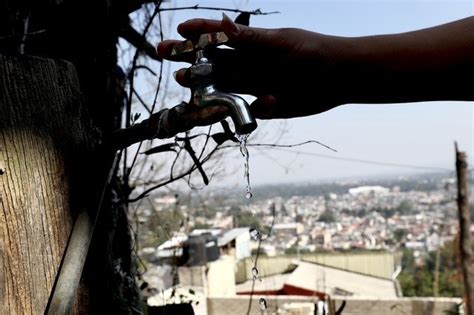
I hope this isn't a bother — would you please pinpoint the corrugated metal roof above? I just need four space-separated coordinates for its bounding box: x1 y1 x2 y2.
236 273 290 293
190 228 222 236
286 261 398 298
236 251 397 283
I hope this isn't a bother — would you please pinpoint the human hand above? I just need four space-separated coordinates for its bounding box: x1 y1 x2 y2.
157 13 347 120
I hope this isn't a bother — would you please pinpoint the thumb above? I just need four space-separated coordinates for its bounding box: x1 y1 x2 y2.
221 13 274 48
250 95 277 119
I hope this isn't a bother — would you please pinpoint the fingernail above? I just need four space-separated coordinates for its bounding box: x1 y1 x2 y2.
222 13 240 37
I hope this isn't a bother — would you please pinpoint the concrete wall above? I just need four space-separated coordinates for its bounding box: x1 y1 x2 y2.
207 296 462 315
207 256 236 297
235 231 251 260
178 266 207 288
178 256 237 297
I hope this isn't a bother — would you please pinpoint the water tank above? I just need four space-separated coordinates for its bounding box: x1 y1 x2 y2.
202 233 219 262
182 235 206 266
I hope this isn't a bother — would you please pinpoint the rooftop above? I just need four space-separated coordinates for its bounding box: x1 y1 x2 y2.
286 261 398 298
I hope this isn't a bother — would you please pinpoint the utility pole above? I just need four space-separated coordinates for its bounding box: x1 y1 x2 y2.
455 142 473 315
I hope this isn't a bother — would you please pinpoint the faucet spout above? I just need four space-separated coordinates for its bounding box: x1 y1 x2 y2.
195 84 257 135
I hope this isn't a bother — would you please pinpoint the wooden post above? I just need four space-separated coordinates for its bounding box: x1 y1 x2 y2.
433 224 444 298
433 236 441 297
455 142 473 315
0 54 94 314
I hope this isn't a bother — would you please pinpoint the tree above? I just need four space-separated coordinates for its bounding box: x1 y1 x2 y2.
280 203 289 216
319 209 336 223
398 242 465 297
1 2 277 313
0 0 140 313
394 229 408 243
396 200 414 215
234 211 261 230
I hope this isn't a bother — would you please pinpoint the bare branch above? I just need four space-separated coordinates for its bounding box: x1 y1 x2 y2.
132 88 152 114
175 133 209 141
143 143 177 154
157 5 279 16
123 3 162 185
150 9 165 114
119 23 162 62
125 1 279 15
170 147 183 181
125 142 221 203
183 137 209 185
134 65 157 76
218 140 338 152
126 7 166 187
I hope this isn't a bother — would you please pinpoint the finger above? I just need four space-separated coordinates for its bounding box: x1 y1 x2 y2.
177 15 278 50
221 13 278 49
156 40 195 62
174 48 264 93
250 95 278 119
174 68 191 87
174 67 262 98
177 19 222 39
174 64 262 97
157 40 181 58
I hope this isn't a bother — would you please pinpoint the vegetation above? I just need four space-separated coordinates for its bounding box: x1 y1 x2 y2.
398 241 464 297
284 246 311 255
319 209 337 222
141 209 185 248
233 210 261 231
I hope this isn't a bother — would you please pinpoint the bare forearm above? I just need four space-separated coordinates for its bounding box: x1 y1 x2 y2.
330 16 474 104
158 15 473 121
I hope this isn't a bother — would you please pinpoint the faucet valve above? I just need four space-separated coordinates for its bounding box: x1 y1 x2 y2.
171 33 257 135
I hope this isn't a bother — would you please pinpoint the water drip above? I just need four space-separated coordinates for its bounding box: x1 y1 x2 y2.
237 134 252 199
252 267 259 280
259 298 267 310
249 228 261 241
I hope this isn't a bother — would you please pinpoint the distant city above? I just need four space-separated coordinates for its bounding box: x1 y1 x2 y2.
133 172 473 315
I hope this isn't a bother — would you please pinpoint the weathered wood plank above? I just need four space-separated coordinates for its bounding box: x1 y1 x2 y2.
0 54 93 315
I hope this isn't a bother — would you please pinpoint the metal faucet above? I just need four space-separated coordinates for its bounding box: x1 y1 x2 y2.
171 33 257 135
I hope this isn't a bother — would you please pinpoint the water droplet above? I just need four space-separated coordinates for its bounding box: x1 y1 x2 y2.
249 228 261 241
237 134 252 199
259 298 267 310
252 267 259 280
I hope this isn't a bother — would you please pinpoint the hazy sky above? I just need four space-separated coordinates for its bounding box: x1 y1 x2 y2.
135 0 473 188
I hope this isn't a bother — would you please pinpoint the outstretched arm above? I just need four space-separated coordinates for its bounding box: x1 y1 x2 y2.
338 16 474 104
158 15 474 120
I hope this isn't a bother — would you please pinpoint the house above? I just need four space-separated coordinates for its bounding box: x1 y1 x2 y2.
217 227 251 260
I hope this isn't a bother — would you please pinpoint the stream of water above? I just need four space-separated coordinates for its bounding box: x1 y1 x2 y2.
237 134 269 312
236 133 252 199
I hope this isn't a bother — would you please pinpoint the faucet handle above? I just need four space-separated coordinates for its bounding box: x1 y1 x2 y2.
189 50 213 79
170 32 229 57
